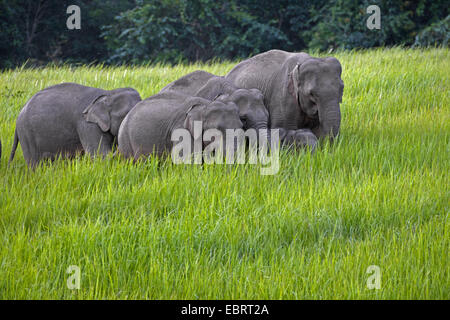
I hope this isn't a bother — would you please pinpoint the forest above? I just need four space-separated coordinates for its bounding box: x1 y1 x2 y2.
0 0 448 68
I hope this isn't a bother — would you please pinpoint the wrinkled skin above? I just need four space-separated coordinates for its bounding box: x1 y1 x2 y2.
9 83 141 168
161 70 269 130
118 91 243 160
161 71 316 150
160 70 216 97
226 50 344 145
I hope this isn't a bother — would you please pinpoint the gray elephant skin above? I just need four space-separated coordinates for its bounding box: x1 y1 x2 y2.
161 70 318 150
9 82 141 168
225 49 344 141
161 70 270 131
118 91 243 160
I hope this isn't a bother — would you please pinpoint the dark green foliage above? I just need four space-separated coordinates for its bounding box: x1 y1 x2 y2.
0 0 448 68
63 0 136 64
102 0 290 64
0 0 135 68
413 15 449 47
305 0 449 50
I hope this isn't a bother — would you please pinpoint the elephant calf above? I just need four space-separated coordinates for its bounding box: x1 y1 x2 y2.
118 91 243 160
9 82 141 168
161 70 269 131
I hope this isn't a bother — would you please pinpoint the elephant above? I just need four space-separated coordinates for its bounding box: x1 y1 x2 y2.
160 70 317 150
161 70 269 131
225 49 344 142
9 82 141 168
160 70 217 97
117 91 243 160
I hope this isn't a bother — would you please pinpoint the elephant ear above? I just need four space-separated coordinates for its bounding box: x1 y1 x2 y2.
287 64 300 105
183 101 205 139
214 93 230 101
83 95 111 132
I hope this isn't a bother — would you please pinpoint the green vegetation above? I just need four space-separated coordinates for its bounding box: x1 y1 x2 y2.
0 0 448 68
0 48 449 299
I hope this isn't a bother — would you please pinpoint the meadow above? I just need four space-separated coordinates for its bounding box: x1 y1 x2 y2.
0 48 448 299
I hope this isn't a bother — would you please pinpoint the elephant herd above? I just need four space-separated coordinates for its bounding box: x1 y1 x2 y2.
3 49 344 168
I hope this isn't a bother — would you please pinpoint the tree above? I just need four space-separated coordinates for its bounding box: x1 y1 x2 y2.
102 0 290 64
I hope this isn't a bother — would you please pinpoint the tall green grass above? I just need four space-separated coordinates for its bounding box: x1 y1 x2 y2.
0 48 448 299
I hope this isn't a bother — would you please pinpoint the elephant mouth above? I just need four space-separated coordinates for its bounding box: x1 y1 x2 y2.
303 113 319 129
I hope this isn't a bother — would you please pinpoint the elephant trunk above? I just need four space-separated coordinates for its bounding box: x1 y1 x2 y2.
250 120 270 147
253 120 269 130
316 103 341 140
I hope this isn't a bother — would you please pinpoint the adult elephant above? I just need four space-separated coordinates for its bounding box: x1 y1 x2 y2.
225 50 344 141
9 83 141 168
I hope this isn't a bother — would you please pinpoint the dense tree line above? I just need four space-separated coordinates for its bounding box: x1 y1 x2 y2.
0 0 448 68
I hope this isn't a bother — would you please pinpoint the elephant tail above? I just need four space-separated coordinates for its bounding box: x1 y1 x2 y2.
8 129 19 165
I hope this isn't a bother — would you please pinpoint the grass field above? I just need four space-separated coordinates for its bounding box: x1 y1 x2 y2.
0 48 448 299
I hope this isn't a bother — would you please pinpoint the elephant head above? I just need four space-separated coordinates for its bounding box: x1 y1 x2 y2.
194 77 269 131
183 97 243 151
288 57 344 140
83 88 141 136
217 88 269 131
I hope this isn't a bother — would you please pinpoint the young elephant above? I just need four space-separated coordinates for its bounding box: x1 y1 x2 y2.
117 92 243 160
161 70 269 130
9 82 141 168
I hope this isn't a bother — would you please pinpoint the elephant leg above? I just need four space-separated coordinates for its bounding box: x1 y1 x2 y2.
17 129 43 169
84 134 114 157
23 147 46 169
279 128 318 152
78 124 114 157
117 127 134 159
